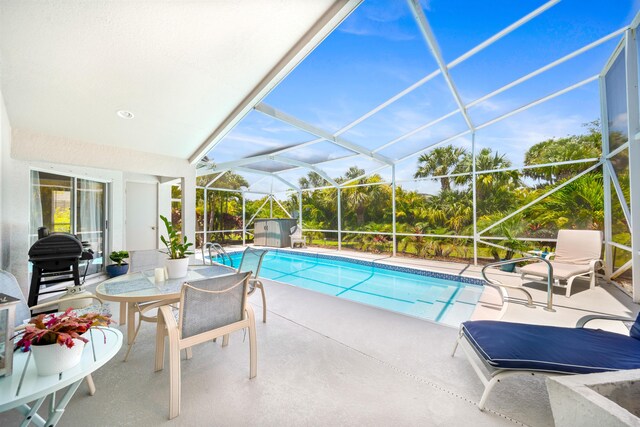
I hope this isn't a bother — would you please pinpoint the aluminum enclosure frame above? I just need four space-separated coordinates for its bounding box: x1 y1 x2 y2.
198 3 640 300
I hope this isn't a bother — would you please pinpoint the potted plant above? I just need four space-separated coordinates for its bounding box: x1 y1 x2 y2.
106 250 130 278
160 215 193 279
14 309 112 376
498 225 530 272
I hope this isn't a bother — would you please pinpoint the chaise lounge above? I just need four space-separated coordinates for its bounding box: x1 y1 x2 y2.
520 229 603 297
452 314 640 410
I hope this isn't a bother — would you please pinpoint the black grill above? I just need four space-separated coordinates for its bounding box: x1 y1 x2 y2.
28 231 91 307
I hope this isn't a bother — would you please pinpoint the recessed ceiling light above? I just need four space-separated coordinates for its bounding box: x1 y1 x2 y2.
116 110 134 119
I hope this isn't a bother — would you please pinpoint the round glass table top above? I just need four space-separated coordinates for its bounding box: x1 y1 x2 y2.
95 265 236 302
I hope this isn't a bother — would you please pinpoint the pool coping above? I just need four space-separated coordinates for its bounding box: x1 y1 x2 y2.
223 248 486 286
216 247 508 327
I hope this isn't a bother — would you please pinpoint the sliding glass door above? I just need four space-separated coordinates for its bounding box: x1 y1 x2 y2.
30 171 108 275
76 179 106 275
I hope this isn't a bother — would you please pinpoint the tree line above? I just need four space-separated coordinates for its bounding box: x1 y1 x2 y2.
194 121 629 264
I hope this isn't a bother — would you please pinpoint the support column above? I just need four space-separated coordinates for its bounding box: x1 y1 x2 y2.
625 29 640 301
157 182 172 247
269 195 273 217
298 190 303 228
337 187 342 251
392 164 397 256
242 193 246 246
472 132 478 265
600 76 613 279
181 171 196 255
203 188 208 247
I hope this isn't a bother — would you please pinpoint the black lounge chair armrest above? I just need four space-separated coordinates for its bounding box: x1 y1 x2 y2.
576 314 636 328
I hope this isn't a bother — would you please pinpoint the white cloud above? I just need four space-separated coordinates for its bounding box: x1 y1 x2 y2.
261 124 306 134
609 112 628 133
338 1 418 41
223 132 289 148
475 111 589 168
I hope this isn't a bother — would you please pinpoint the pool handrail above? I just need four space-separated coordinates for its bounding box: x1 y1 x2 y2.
481 256 554 312
202 242 234 268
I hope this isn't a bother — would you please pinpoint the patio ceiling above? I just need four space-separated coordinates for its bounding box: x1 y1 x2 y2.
0 0 359 160
201 0 634 190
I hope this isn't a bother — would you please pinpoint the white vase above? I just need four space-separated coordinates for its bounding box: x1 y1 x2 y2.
31 339 85 376
165 257 189 279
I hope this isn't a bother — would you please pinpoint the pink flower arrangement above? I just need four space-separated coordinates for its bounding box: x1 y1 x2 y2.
14 308 112 351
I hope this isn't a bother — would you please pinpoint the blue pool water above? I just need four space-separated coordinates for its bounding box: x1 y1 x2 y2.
213 250 484 327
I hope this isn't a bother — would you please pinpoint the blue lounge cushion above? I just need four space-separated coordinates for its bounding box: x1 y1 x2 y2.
462 320 640 375
629 312 640 340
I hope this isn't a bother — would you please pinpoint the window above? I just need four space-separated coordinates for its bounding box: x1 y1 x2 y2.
30 171 108 275
171 184 182 233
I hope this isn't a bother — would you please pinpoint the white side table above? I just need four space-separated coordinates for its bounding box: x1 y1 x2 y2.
0 327 122 426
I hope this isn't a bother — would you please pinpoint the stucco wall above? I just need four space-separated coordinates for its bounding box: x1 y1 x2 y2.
12 129 196 179
0 90 9 269
0 127 196 296
6 161 125 292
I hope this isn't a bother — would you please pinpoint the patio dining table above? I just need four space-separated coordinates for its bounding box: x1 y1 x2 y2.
95 265 235 344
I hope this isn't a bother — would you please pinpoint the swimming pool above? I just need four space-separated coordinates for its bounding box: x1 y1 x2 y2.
213 250 484 327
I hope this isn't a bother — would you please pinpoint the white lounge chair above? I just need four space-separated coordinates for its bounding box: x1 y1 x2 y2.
520 229 603 297
452 314 640 411
289 225 306 248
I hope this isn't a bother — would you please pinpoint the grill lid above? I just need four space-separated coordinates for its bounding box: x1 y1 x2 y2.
28 234 83 261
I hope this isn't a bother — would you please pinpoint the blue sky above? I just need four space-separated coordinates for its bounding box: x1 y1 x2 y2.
209 0 639 195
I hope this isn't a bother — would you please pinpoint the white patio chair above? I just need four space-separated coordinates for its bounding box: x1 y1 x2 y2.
236 247 269 323
119 249 168 325
0 270 31 327
289 225 306 248
520 229 603 297
154 272 256 419
122 249 178 361
128 249 168 273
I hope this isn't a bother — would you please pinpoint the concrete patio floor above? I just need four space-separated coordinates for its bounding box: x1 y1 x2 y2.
2 249 637 426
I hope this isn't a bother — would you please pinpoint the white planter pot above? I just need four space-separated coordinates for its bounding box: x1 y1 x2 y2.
31 339 85 376
165 257 189 279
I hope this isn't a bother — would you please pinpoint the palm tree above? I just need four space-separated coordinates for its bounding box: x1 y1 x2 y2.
197 172 248 235
524 124 601 184
344 188 369 226
341 167 370 227
343 166 365 182
299 172 327 189
526 172 605 232
414 145 467 191
421 189 472 234
394 188 429 225
340 166 389 228
454 148 521 216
